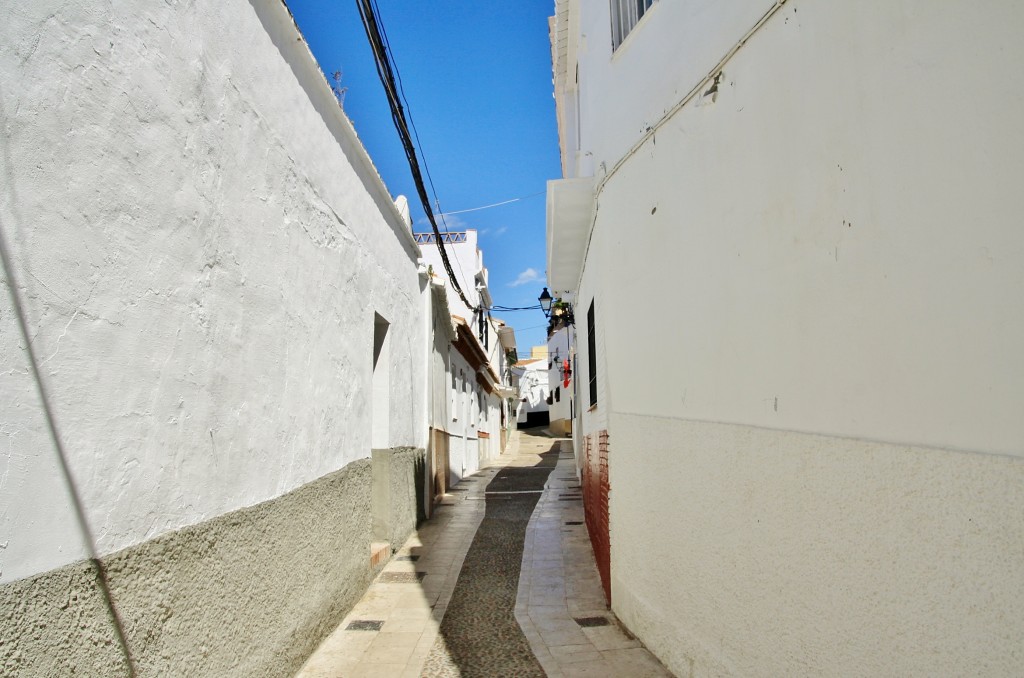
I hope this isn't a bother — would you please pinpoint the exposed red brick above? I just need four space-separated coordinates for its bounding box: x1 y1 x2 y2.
582 430 611 604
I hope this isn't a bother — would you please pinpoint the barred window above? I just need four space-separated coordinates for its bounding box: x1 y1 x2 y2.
611 0 656 50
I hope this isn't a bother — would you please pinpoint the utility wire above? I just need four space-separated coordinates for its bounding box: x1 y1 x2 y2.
368 0 471 296
0 218 137 676
356 0 474 310
487 304 543 312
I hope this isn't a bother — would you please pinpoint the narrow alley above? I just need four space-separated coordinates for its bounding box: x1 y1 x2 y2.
296 429 670 678
4 2 1024 676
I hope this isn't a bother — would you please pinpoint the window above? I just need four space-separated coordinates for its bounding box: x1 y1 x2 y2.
470 386 476 429
587 301 597 407
610 0 656 50
452 366 460 419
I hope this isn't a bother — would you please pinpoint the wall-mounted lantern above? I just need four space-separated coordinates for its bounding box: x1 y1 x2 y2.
539 287 553 317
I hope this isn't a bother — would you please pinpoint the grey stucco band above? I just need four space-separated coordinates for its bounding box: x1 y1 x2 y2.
372 446 427 551
2 449 424 677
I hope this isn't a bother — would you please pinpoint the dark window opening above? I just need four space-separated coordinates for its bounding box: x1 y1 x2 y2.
587 301 597 407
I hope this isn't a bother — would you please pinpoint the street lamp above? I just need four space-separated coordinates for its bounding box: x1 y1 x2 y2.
538 287 553 317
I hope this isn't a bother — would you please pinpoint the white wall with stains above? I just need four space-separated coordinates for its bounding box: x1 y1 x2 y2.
0 0 425 584
551 0 1024 674
564 0 1024 455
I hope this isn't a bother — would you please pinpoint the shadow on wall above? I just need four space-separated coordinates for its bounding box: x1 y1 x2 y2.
1 448 428 677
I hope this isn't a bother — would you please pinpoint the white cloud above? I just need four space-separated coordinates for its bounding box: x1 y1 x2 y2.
509 267 541 287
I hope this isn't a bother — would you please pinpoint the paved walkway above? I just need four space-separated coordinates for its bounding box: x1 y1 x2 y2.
295 431 671 677
516 445 671 677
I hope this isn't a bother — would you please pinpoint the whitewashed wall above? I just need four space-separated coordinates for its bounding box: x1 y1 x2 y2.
557 0 1024 675
579 0 1024 456
547 325 574 425
0 0 425 584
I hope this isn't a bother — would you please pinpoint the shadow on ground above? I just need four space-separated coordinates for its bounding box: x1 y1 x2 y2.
421 443 559 677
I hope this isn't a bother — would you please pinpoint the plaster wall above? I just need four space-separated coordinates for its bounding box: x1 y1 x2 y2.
585 0 1024 456
547 325 574 429
558 0 1024 674
420 230 485 323
513 361 549 422
447 350 472 484
428 288 455 433
0 0 425 584
371 447 424 551
610 413 1024 677
570 0 768 178
573 268 609 440
3 460 377 677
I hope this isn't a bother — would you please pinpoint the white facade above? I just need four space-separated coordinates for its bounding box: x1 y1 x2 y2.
549 1 1024 676
418 230 515 484
0 0 425 583
512 358 550 425
546 324 575 435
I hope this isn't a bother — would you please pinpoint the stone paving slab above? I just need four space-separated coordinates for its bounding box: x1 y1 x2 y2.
294 451 503 678
515 440 674 678
295 430 673 677
420 434 559 677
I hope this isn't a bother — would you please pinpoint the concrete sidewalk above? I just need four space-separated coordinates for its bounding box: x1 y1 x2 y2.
294 431 671 677
516 441 671 677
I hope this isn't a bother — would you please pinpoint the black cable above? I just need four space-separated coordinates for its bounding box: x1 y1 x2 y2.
355 0 474 310
487 305 544 312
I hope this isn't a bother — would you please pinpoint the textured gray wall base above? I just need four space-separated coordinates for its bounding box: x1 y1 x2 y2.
372 447 426 551
1 561 129 676
2 459 375 677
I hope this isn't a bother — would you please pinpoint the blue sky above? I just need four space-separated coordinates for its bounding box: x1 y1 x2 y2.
286 0 560 351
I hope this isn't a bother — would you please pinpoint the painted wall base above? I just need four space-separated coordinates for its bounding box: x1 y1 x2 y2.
2 450 424 677
608 412 1024 678
372 447 426 551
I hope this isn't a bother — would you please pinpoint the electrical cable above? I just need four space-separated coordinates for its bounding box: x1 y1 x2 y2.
487 304 543 312
368 0 473 300
355 0 475 310
0 218 138 676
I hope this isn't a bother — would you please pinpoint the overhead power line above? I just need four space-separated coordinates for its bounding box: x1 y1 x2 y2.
487 304 543 312
355 0 474 310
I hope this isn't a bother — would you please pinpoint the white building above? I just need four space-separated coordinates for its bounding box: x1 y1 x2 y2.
512 354 550 427
548 1 1024 676
547 319 575 437
417 230 517 487
1 1 432 674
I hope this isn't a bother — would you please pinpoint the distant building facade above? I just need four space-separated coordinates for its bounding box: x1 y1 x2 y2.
512 352 550 427
417 230 517 486
546 316 575 437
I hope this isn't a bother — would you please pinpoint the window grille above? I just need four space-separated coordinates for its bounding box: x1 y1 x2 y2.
610 0 656 50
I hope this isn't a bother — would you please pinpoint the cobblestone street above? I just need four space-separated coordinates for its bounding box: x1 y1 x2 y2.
295 430 671 677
